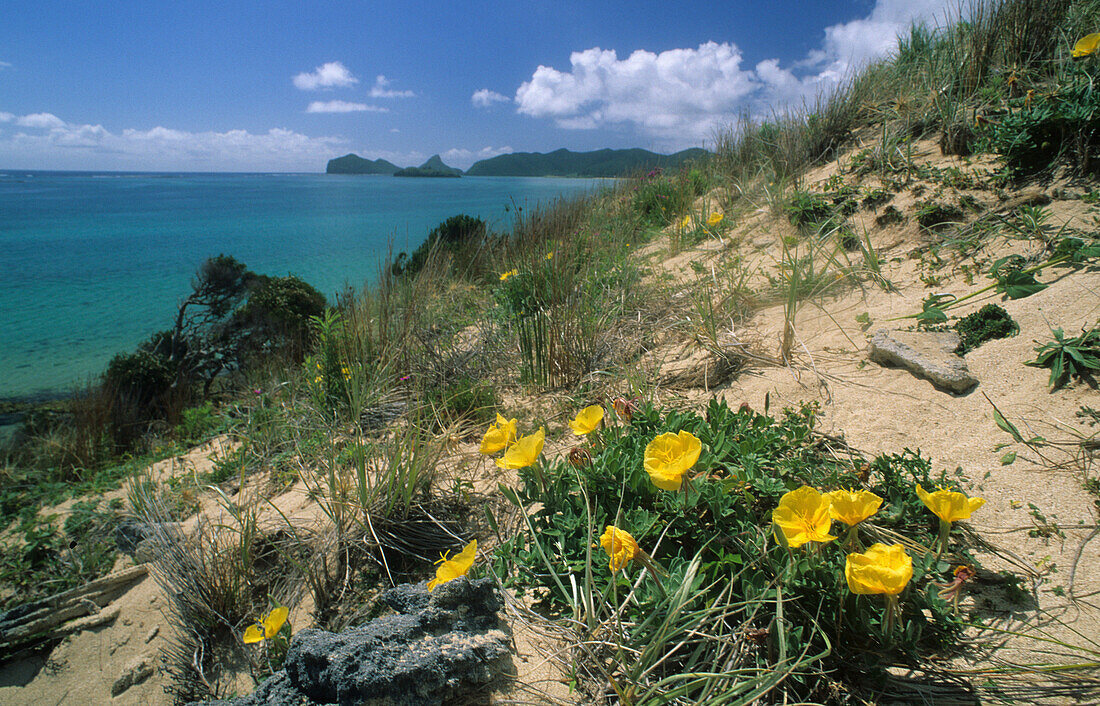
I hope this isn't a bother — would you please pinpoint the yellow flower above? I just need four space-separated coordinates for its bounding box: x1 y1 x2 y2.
706 212 724 227
546 251 554 260
915 484 985 524
313 375 323 384
499 269 518 282
845 543 912 596
496 427 545 469
428 539 477 591
1073 32 1100 58
679 214 692 229
772 486 837 548
600 525 639 573
341 365 351 381
479 414 518 455
824 489 883 527
568 405 604 435
243 605 289 644
644 431 702 491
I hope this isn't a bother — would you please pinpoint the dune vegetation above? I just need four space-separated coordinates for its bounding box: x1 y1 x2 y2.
3 0 1100 703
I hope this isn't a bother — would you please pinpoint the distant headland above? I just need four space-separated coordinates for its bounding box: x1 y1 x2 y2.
325 147 708 177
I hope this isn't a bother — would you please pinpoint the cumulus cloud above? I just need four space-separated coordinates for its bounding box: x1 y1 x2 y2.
440 145 513 169
306 100 387 114
514 0 957 148
0 111 345 171
293 61 359 90
369 75 415 98
17 112 67 129
471 89 511 108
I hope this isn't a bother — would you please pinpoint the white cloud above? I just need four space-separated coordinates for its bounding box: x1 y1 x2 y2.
0 112 14 122
306 100 387 114
0 111 345 171
471 89 510 108
514 0 958 149
293 61 359 90
17 112 67 129
440 145 513 169
0 61 11 70
369 75 415 98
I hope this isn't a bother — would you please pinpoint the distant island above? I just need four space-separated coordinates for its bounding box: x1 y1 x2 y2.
393 155 463 178
466 147 708 177
325 147 709 177
325 154 400 175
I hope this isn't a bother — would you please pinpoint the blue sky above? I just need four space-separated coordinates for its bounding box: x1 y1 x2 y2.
0 0 955 171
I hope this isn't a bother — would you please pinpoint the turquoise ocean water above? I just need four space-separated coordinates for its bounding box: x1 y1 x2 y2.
0 171 607 400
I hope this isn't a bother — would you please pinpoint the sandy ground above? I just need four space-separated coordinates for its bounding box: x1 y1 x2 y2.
2 140 1098 704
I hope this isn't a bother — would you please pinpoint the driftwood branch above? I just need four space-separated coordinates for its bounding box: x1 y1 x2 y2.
0 564 147 657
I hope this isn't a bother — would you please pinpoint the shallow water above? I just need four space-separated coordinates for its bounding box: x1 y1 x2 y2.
0 171 606 399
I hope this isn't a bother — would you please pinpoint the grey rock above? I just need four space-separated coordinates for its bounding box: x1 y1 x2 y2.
868 328 979 394
190 577 510 706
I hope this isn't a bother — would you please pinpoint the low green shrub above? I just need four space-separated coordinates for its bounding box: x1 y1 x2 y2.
984 64 1100 178
496 400 983 702
954 304 1019 353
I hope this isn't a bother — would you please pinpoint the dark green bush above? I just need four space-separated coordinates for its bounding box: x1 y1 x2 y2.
954 304 1019 353
392 214 488 277
234 275 326 362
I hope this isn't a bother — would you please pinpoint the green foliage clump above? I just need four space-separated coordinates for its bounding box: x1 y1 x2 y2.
954 304 1019 353
391 214 487 277
1027 324 1100 390
0 498 123 610
915 200 964 231
784 191 834 228
497 400 976 701
629 168 698 226
984 64 1100 178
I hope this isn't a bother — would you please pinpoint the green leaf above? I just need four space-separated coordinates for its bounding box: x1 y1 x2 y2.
1000 451 1017 465
498 482 522 508
999 269 1047 300
992 407 1024 443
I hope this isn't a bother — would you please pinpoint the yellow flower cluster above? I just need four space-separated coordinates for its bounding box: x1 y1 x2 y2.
499 269 518 282
479 413 544 469
767 483 982 599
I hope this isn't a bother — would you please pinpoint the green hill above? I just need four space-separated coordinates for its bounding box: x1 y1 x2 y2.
325 154 400 175
465 147 708 177
394 155 463 178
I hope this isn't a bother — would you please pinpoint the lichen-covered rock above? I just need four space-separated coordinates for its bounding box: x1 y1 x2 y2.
868 329 979 394
192 577 510 706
